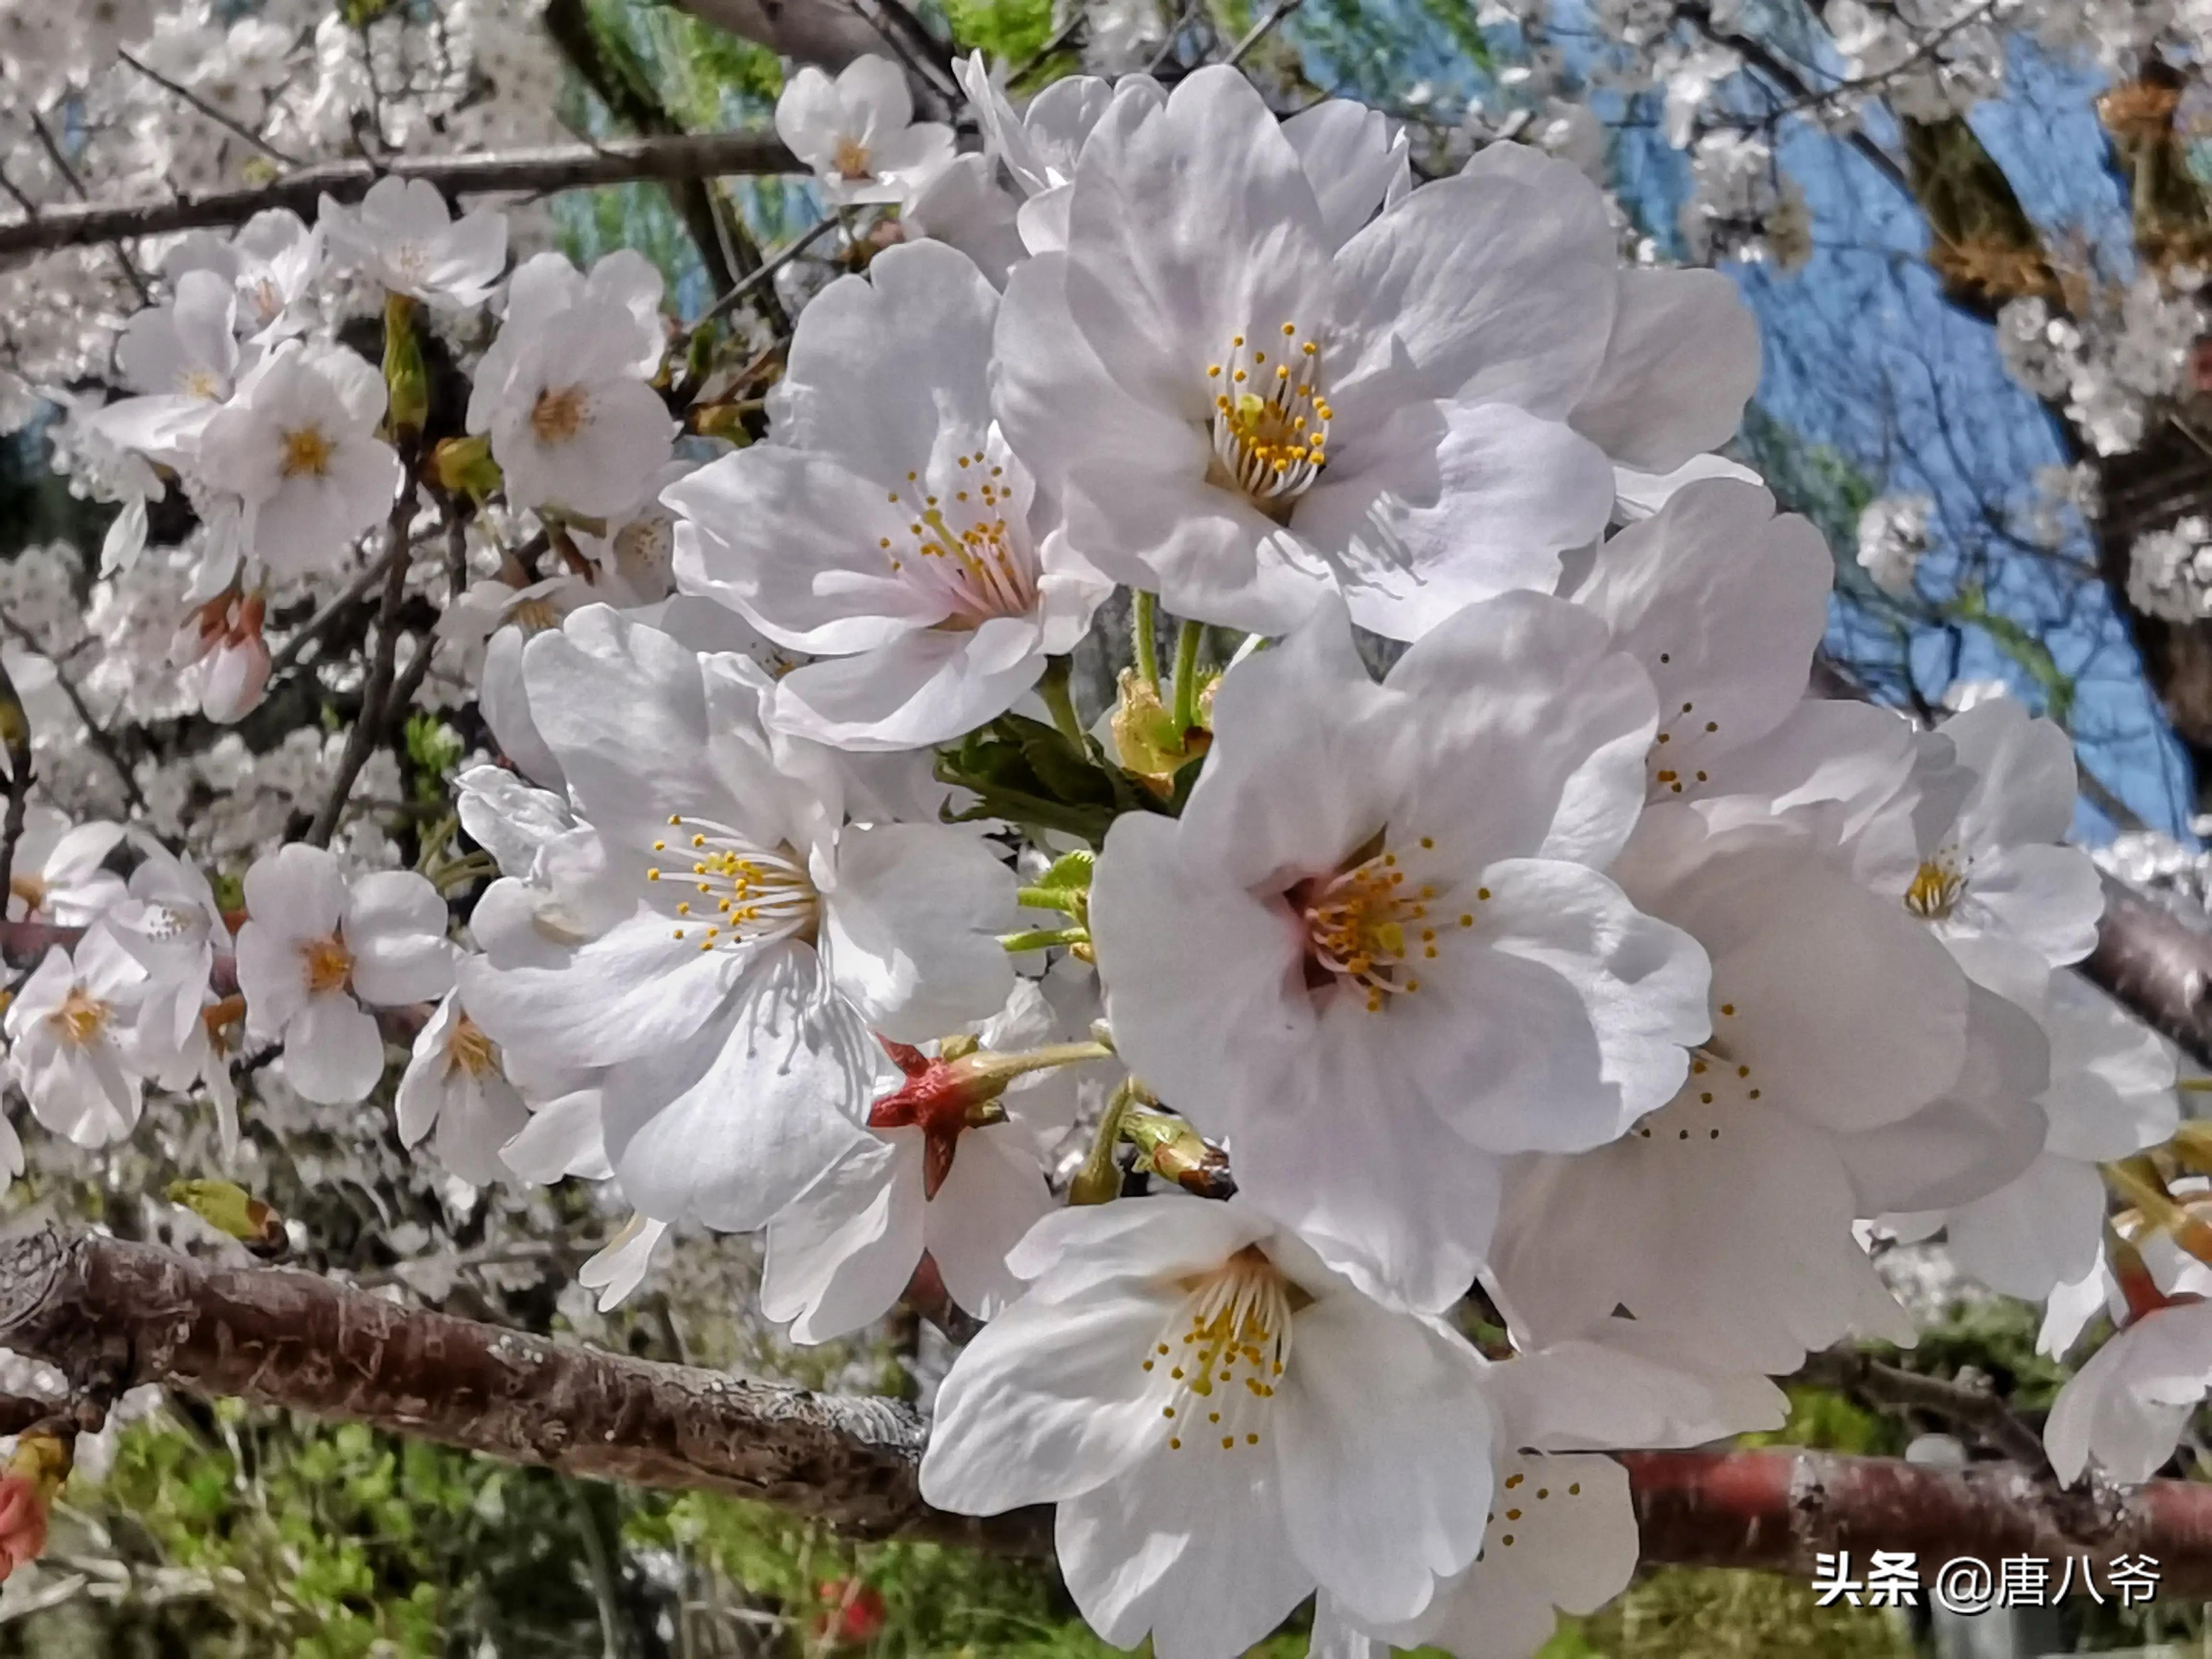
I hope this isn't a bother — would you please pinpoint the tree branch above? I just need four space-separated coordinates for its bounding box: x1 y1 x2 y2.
2081 870 2212 1069
16 1224 2212 1592
0 131 798 260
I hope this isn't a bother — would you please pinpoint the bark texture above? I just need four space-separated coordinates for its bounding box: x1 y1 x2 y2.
0 131 798 259
1624 1449 2212 1595
18 1225 2212 1588
2080 871 2212 1067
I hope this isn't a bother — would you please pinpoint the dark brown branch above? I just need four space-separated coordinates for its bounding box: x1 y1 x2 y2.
306 464 419 849
2082 871 2212 1069
19 1225 2212 1590
0 131 798 261
0 1224 1028 1548
1792 1347 2046 1467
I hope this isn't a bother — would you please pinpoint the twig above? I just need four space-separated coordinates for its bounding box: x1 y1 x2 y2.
1792 1347 2048 1468
0 656 33 918
691 212 846 335
118 49 303 167
306 466 420 848
26 109 153 305
0 130 799 258
1224 0 1303 66
268 542 408 675
0 609 145 812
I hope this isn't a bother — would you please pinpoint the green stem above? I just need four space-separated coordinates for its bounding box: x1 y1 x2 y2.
1038 655 1086 748
999 926 1091 953
1132 589 1160 690
1171 620 1203 734
1070 1078 1138 1205
1017 885 1082 912
990 1040 1116 1080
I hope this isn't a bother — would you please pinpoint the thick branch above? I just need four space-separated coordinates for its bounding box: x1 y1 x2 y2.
0 131 798 260
15 1226 2212 1590
1624 1448 2212 1593
2082 871 2212 1068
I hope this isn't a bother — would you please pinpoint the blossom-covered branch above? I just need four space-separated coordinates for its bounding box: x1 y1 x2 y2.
0 130 798 259
16 1225 2212 1595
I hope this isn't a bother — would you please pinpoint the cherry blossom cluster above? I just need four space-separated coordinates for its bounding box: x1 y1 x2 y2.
2 24 2209 1659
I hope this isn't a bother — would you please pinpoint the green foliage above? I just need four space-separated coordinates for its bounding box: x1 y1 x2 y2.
946 0 1060 68
1585 1569 1912 1659
1948 582 2079 727
402 710 464 802
936 711 1174 843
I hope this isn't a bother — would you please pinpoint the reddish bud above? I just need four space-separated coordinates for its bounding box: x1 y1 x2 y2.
813 1579 887 1645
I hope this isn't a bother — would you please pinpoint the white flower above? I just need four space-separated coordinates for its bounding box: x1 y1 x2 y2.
1894 972 2176 1302
4 929 149 1148
105 839 226 1073
6 807 126 925
395 987 530 1186
466 251 674 518
669 241 1109 751
457 605 1018 1231
1089 595 1710 1307
94 270 244 463
197 345 403 579
775 56 955 206
996 67 1642 639
2045 1297 2212 1485
920 1199 1501 1656
1856 492 1935 599
1856 697 2104 1008
319 176 507 307
234 844 458 1105
760 978 1076 1339
171 590 271 724
168 208 325 343
578 1213 669 1311
1566 477 1918 820
1489 805 2044 1374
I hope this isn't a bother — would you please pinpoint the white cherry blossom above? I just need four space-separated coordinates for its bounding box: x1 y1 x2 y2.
669 240 1109 750
995 66 1640 638
318 176 507 307
233 844 458 1105
921 1198 1501 1658
5 928 149 1148
197 344 402 579
396 986 531 1186
775 55 955 206
458 605 1018 1231
1090 594 1710 1307
467 251 675 518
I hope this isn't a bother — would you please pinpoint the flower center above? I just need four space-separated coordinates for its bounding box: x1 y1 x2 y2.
1294 833 1476 1013
447 1012 497 1077
530 386 590 446
54 986 109 1046
250 276 283 324
184 367 225 400
880 450 1040 628
1144 1246 1298 1453
1206 322 1330 521
1648 685 1723 799
8 873 47 915
300 934 353 995
507 594 564 634
387 241 432 283
1905 854 1967 920
647 815 821 954
279 426 334 478
831 135 874 180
